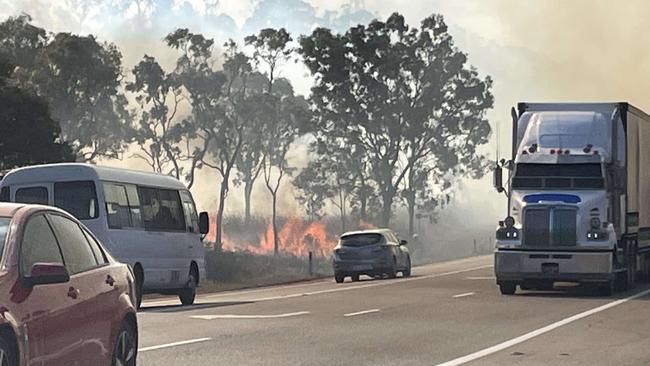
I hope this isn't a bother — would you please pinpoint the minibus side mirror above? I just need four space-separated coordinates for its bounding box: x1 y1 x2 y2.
199 212 210 235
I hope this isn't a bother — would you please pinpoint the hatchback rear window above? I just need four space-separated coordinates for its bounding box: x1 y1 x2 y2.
340 233 383 247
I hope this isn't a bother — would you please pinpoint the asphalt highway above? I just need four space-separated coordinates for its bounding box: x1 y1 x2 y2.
137 255 650 366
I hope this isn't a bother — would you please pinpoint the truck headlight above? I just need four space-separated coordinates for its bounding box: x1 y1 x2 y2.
586 230 607 241
496 227 519 240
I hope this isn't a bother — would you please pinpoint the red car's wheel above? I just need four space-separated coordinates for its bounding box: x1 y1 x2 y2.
111 321 137 366
0 336 17 366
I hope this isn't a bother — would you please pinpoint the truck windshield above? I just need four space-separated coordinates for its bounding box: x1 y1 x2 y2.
512 163 604 189
518 111 611 156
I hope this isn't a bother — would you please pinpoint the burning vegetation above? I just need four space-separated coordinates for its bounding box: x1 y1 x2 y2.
205 214 353 257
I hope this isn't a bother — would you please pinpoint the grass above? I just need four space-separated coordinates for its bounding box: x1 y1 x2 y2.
200 249 334 293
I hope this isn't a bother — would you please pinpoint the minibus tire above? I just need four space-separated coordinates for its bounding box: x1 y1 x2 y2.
179 271 197 306
134 266 143 310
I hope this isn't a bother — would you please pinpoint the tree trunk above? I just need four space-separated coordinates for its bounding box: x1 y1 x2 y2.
338 190 347 233
358 178 368 221
272 193 279 256
407 196 416 238
215 179 228 251
380 189 394 227
244 179 253 225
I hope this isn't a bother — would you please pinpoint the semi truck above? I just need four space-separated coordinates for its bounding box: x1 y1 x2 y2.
493 102 650 295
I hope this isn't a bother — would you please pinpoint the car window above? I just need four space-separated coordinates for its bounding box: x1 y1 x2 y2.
81 228 108 264
104 183 134 229
0 217 10 262
0 187 9 202
180 190 199 233
54 181 98 220
340 233 383 247
138 187 186 231
15 187 48 205
20 215 64 277
47 214 99 274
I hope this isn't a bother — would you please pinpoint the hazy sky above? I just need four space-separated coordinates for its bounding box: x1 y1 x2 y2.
2 0 649 228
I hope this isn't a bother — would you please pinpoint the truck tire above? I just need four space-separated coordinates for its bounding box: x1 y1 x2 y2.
598 280 615 297
499 282 516 295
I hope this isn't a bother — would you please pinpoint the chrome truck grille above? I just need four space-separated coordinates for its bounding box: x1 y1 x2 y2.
523 207 577 247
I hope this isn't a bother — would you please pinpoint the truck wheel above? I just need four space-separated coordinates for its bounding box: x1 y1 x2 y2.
598 280 615 297
499 282 516 295
335 273 345 283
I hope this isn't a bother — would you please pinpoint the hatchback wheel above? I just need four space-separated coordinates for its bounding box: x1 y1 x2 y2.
499 282 516 295
402 257 411 277
335 273 345 283
111 322 137 366
0 337 17 366
386 258 397 279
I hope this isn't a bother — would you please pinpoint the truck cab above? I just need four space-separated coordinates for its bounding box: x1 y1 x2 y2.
494 103 650 295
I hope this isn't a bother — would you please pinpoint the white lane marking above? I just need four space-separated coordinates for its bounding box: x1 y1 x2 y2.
142 264 494 310
435 288 650 366
190 311 310 320
466 276 495 280
452 292 475 298
344 309 381 317
140 337 212 352
142 258 493 308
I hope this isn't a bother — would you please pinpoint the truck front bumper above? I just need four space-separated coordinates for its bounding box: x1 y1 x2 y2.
495 249 615 284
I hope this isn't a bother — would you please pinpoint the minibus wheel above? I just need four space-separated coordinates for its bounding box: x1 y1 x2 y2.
179 268 197 305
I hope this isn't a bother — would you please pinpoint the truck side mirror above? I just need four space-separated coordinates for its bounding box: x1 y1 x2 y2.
493 165 504 193
199 212 210 235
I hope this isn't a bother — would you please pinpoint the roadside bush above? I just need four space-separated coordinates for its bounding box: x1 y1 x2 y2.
204 249 333 285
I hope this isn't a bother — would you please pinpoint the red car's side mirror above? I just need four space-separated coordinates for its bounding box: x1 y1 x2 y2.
24 262 70 287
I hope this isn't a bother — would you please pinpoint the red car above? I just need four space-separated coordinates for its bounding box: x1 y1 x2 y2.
0 203 138 366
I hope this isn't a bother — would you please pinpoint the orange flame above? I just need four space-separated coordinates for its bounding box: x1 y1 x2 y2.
206 215 338 257
359 219 377 230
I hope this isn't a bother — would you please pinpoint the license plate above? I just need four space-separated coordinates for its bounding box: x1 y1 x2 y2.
352 265 372 271
542 263 559 274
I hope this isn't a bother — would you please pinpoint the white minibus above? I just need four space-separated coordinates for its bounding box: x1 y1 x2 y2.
0 163 210 308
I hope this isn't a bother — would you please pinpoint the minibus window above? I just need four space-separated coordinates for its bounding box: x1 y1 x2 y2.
103 183 133 228
138 187 186 231
15 186 48 205
54 181 99 220
0 187 9 202
180 191 199 233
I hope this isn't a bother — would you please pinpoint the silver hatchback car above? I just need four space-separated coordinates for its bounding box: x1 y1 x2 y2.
332 229 411 283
